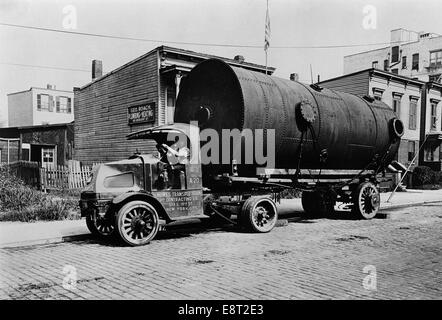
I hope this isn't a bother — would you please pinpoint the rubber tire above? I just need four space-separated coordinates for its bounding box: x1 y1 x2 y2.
115 201 160 246
86 214 115 238
239 196 278 233
351 182 380 220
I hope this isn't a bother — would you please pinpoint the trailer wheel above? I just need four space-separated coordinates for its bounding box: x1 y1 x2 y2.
352 182 380 219
86 213 115 238
301 191 334 217
240 197 278 233
115 201 160 246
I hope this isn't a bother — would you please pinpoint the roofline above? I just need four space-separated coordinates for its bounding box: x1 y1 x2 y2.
345 32 442 59
78 45 276 90
318 68 426 87
7 87 73 96
0 121 74 131
160 45 276 72
344 46 389 58
78 46 160 90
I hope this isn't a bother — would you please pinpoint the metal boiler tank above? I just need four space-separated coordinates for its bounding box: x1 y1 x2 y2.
175 59 403 175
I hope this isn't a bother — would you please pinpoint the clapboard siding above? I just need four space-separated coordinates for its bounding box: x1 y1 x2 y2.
319 71 370 97
74 51 159 163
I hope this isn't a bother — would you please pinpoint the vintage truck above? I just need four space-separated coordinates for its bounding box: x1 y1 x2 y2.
79 59 403 246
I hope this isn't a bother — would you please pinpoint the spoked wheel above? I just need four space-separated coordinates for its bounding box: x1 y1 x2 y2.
240 197 278 233
352 182 380 219
86 213 115 238
115 201 160 246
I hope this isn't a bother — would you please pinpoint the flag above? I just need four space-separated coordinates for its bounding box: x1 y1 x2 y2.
264 0 270 51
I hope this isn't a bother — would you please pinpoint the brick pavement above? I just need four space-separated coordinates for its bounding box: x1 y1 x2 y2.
0 204 441 300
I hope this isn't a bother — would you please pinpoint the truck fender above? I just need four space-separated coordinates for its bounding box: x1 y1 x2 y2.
111 191 171 222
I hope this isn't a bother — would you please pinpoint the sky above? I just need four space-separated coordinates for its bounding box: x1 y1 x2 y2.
1 0 442 126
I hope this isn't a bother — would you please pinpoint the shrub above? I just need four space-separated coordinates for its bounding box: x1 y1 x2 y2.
412 166 437 186
0 168 79 222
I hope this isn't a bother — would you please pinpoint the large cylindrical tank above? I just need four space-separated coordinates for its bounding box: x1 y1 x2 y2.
175 59 403 176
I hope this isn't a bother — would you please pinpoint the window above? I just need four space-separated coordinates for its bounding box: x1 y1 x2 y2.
372 61 378 69
392 96 401 116
372 88 384 101
429 74 441 83
430 101 438 130
402 56 407 69
425 147 435 162
412 53 419 70
409 99 418 130
391 46 399 63
391 68 398 74
383 59 389 71
48 95 54 112
429 50 442 68
37 94 49 110
165 87 176 124
41 147 56 169
56 96 72 113
408 141 415 162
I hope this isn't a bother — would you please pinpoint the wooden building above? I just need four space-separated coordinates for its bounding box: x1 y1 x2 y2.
0 122 74 167
74 46 275 164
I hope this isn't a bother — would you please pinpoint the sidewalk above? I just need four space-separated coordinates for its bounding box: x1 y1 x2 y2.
0 189 441 248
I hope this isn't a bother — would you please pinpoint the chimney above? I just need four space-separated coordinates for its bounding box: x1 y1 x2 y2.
92 60 103 80
290 73 299 82
234 55 245 63
46 84 55 90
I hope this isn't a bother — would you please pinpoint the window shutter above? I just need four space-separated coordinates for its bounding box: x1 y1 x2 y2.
67 98 72 113
56 96 60 112
37 94 41 110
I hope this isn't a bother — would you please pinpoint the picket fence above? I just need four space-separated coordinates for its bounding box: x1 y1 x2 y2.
39 161 104 190
39 165 92 190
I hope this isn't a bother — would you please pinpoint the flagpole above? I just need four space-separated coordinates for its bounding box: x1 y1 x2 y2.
265 50 268 75
265 0 269 75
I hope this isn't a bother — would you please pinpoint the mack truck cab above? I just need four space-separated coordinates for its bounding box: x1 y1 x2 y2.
79 123 279 246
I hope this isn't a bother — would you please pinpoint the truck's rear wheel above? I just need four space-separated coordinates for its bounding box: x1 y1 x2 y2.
115 201 159 246
86 213 115 238
352 182 380 219
240 197 278 233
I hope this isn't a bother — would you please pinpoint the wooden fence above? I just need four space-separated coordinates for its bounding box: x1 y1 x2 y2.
0 161 41 188
1 160 99 191
40 165 93 190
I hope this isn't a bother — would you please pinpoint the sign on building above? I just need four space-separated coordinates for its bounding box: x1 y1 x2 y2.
127 102 156 125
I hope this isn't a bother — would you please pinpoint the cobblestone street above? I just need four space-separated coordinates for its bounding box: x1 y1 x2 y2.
1 204 441 300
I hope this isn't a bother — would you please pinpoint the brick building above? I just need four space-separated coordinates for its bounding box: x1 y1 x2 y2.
319 68 442 171
74 45 274 164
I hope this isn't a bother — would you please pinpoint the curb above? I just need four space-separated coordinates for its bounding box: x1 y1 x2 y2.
379 199 442 212
0 233 92 249
1 200 441 249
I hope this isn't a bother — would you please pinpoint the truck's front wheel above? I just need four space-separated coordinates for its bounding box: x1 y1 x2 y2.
115 201 160 246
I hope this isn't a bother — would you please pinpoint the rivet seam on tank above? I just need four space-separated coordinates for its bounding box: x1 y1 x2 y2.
238 76 276 87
